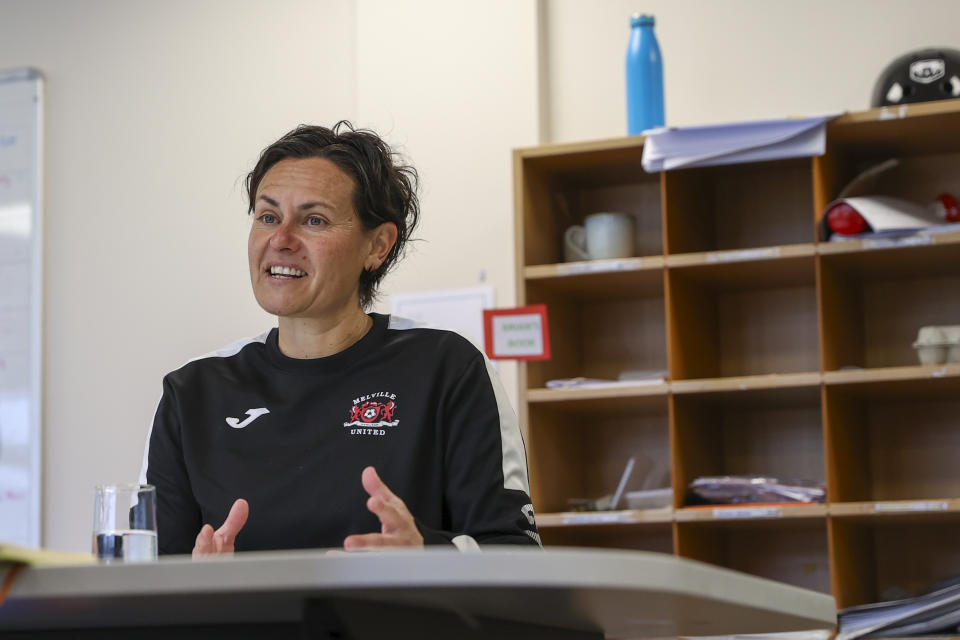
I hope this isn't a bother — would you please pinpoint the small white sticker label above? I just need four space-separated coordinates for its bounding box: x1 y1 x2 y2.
712 507 783 520
705 247 781 264
863 235 932 250
562 512 633 525
556 259 638 276
873 501 949 513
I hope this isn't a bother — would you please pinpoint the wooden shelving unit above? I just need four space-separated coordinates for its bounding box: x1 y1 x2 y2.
513 99 960 609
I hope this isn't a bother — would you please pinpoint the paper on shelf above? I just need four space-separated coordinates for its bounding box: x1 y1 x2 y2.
641 115 833 173
689 476 825 504
821 157 960 240
835 196 938 232
829 220 960 243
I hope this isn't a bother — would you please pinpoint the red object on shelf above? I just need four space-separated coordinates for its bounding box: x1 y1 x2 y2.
934 193 960 222
826 201 870 235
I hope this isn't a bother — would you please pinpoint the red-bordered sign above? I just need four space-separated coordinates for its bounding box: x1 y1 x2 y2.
482 304 551 361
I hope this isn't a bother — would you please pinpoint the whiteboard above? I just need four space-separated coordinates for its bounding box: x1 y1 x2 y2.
0 68 43 547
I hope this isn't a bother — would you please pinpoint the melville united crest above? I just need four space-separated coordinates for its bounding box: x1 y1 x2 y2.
344 392 399 435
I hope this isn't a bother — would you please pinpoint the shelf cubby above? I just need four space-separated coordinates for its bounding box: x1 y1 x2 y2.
818 241 960 372
823 375 960 503
526 397 670 516
666 255 820 380
830 513 960 608
676 517 831 594
663 158 815 255
817 101 960 213
525 277 666 389
516 138 662 268
670 386 824 509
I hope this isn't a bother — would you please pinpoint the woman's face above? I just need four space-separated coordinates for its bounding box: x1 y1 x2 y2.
248 157 379 320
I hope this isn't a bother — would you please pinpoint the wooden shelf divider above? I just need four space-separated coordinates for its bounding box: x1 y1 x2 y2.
824 363 960 386
830 499 960 520
675 504 827 523
526 384 668 404
670 372 821 394
666 242 816 268
537 508 674 528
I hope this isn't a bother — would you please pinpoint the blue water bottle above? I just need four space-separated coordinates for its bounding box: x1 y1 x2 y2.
626 13 664 135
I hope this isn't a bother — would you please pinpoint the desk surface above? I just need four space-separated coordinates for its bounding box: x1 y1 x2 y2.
2 548 836 637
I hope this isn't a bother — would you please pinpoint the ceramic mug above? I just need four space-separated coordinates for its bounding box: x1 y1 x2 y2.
564 212 635 261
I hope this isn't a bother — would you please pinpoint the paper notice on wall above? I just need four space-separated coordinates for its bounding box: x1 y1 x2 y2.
390 285 495 352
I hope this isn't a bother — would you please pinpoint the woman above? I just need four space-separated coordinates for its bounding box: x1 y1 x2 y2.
140 123 540 555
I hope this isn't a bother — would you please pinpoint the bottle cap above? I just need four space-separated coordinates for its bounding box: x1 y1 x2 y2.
631 14 654 27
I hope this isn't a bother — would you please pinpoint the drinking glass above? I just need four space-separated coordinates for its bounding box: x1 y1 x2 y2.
92 484 158 563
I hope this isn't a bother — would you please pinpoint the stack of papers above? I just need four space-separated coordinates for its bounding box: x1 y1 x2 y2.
838 576 960 639
641 116 832 173
689 476 825 504
0 544 94 608
829 221 960 241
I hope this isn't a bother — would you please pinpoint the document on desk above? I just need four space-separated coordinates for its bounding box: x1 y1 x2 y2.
837 575 960 639
0 543 94 567
641 115 834 173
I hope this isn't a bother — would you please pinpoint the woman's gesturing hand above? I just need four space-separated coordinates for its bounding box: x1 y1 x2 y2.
192 498 249 558
342 467 424 550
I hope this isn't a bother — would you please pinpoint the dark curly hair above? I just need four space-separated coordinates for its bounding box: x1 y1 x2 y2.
244 121 420 310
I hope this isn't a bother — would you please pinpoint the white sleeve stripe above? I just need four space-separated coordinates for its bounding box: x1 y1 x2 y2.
481 355 530 494
138 331 271 486
137 393 162 486
386 315 422 331
188 331 271 364
451 534 481 552
387 315 530 494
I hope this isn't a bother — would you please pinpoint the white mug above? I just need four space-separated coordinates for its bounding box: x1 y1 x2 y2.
564 212 635 261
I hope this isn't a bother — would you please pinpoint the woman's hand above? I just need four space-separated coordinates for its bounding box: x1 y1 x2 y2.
192 498 249 557
342 467 424 550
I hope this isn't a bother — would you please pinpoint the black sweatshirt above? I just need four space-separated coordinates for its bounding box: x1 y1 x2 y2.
139 313 540 554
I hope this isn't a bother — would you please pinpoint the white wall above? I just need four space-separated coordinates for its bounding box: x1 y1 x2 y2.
0 0 357 551
0 0 542 553
357 0 543 408
545 0 960 142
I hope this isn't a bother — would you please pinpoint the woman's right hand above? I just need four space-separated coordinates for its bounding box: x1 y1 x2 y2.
192 498 249 557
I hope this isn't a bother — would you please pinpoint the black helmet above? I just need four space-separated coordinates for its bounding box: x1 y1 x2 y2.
871 48 960 107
